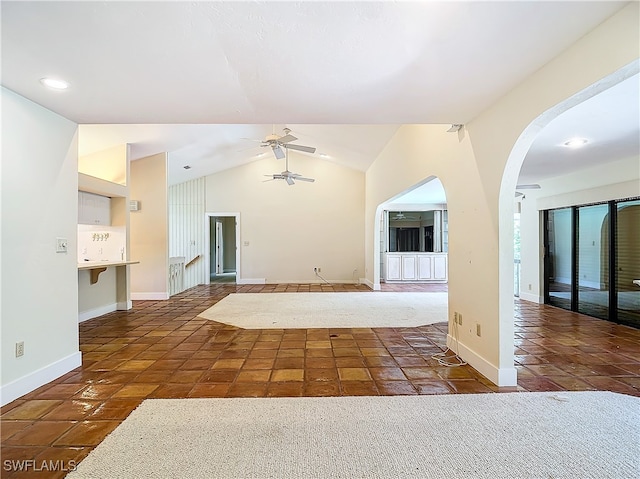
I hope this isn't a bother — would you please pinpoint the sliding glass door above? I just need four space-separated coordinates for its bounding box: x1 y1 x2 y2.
616 200 640 326
546 208 573 310
577 204 610 319
544 197 639 329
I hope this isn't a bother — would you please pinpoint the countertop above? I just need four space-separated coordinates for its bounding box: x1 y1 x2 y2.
78 260 140 270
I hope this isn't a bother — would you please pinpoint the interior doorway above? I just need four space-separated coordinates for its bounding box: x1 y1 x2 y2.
206 213 239 284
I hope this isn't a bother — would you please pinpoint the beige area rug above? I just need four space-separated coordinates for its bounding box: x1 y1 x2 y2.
67 392 639 479
198 292 448 329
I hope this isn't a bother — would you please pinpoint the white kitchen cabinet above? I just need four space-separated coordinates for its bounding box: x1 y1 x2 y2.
417 255 433 280
385 253 448 283
401 255 417 280
78 191 111 225
386 254 402 280
433 255 448 280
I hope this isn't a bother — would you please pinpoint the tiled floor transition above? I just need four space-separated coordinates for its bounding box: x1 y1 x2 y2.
1 282 638 478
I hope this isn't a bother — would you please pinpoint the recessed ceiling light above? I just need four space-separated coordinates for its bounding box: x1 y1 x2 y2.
563 138 588 148
40 77 69 90
319 153 330 158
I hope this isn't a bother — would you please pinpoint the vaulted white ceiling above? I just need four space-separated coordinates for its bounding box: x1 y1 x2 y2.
2 1 637 187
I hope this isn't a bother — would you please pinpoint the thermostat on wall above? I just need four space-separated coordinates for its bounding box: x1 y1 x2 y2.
129 200 140 211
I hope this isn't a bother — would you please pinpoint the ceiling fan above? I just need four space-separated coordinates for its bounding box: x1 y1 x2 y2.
264 147 315 186
247 127 316 159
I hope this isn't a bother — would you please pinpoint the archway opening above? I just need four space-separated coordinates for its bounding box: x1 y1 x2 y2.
373 176 448 290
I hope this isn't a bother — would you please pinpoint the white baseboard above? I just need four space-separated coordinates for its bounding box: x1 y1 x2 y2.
1 351 82 407
518 292 542 304
236 278 266 285
362 278 378 290
117 300 133 310
130 292 170 300
447 334 517 387
79 303 117 323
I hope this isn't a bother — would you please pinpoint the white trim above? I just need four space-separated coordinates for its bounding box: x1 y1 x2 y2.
117 300 133 310
236 278 266 285
362 278 378 290
130 292 170 300
518 292 542 304
1 351 82 407
79 303 117 323
205 212 241 285
447 335 517 387
266 279 362 285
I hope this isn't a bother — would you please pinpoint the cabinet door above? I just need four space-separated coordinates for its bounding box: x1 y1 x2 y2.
401 255 417 280
433 255 448 280
78 191 111 225
417 255 433 280
78 192 86 223
94 194 111 225
386 255 402 281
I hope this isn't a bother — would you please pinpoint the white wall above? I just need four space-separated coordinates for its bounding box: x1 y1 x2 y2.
168 177 206 289
1 87 81 406
365 3 639 386
130 153 169 299
206 152 365 283
519 155 640 303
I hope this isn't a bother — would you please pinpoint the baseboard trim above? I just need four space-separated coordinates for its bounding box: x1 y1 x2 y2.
130 292 170 300
236 278 266 285
447 334 517 387
362 278 378 290
1 351 82 407
79 303 117 323
518 292 542 304
117 300 133 311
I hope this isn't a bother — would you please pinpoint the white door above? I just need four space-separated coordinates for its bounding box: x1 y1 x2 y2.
215 221 224 274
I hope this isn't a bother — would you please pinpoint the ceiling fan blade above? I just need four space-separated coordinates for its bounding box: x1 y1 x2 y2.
295 177 315 183
272 145 285 159
285 176 295 186
277 134 298 144
284 144 316 154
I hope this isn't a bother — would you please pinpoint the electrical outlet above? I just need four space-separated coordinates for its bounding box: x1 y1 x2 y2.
314 267 321 273
458 313 462 325
16 341 24 357
476 324 481 337
453 312 458 323
528 284 532 291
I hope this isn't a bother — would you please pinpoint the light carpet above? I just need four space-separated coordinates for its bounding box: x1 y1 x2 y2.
66 392 639 479
198 292 448 329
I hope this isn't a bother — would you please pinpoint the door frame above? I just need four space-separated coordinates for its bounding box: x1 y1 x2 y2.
205 212 240 283
215 220 224 274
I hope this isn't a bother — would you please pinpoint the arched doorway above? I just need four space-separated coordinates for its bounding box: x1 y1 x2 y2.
372 176 447 290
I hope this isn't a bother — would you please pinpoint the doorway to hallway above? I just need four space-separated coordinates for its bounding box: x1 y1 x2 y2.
206 214 239 284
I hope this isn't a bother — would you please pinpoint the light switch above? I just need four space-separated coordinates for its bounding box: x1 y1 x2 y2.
56 237 68 253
